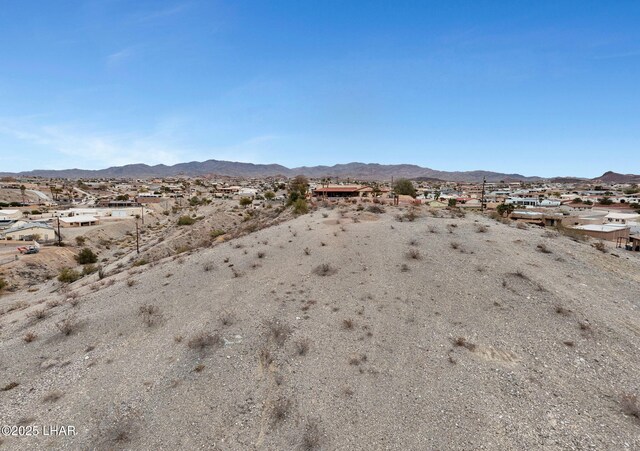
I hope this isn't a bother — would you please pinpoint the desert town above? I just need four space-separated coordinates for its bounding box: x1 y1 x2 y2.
1 172 640 449
1 174 639 285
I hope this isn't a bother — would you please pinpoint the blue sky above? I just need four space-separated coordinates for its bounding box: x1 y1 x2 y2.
1 1 639 177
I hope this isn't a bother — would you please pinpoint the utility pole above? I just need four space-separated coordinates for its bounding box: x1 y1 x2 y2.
56 216 62 246
481 177 487 212
141 205 144 225
135 217 140 254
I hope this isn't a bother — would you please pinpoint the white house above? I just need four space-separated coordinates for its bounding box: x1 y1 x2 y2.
1 222 55 241
0 209 23 220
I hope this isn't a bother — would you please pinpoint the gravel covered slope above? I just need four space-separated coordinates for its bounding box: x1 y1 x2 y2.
1 207 639 450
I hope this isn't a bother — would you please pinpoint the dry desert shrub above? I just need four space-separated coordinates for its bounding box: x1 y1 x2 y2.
475 224 488 233
219 311 235 326
187 331 223 352
295 338 311 356
555 305 571 315
303 247 311 255
313 263 336 276
265 319 291 347
621 393 640 419
537 243 552 254
138 304 163 327
342 318 354 330
593 241 607 253
270 396 292 426
450 242 460 250
56 315 79 336
27 308 47 321
259 347 274 368
406 248 422 260
516 222 528 230
427 225 438 234
300 418 323 450
23 332 37 343
453 337 476 351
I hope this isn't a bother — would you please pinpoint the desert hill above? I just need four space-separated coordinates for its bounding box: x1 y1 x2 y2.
1 206 640 450
0 160 538 182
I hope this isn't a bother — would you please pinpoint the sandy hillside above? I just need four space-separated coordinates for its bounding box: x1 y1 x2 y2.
1 206 639 450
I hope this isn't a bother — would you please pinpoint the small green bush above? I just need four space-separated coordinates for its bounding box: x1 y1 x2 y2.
82 264 98 275
177 215 196 226
210 229 226 239
292 198 309 215
58 268 81 283
0 278 7 291
75 248 98 264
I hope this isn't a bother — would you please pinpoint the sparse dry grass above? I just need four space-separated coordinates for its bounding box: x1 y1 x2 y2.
300 418 322 450
28 308 47 321
187 331 223 352
453 337 476 351
270 396 291 426
593 241 607 253
138 304 163 327
265 319 291 347
313 263 336 276
406 248 422 260
219 311 235 326
621 393 640 419
295 338 311 356
23 331 37 343
537 243 552 254
55 315 79 336
342 318 354 330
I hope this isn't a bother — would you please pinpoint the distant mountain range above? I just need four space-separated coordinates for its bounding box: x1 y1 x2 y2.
0 160 638 183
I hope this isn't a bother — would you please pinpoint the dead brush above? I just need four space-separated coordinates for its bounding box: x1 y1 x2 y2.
406 248 422 260
450 242 460 250
259 347 274 368
555 305 571 315
219 311 235 326
452 337 476 351
536 243 552 254
27 308 47 321
342 318 355 330
475 224 488 233
187 331 223 353
313 263 336 276
55 314 79 336
265 319 291 347
593 241 607 253
23 331 37 343
300 418 322 451
138 304 163 327
269 396 292 426
295 338 311 356
620 393 640 419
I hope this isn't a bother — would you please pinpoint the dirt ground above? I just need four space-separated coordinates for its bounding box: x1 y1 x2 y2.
0 205 639 450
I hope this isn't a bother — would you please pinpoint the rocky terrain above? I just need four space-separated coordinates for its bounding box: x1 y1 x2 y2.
1 205 639 450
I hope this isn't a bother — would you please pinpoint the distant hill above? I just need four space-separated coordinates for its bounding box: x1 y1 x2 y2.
0 159 542 182
592 171 640 184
